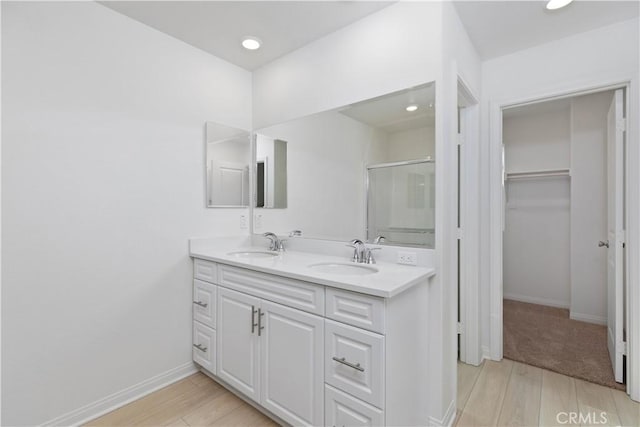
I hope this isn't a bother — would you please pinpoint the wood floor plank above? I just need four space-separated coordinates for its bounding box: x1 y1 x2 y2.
86 377 201 426
456 359 514 427
497 362 542 427
458 361 483 411
189 372 216 388
130 380 225 426
539 369 579 427
209 404 278 427
163 417 190 427
575 378 621 426
182 391 245 426
611 389 640 427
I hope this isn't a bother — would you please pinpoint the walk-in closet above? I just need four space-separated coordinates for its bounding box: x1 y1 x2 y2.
502 89 627 389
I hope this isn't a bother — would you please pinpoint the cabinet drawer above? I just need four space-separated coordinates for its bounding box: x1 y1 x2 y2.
326 288 385 333
325 385 384 427
219 265 324 315
325 320 384 409
193 280 216 329
193 321 216 374
194 258 217 284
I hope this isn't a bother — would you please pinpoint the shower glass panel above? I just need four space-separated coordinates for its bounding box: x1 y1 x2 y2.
367 160 435 248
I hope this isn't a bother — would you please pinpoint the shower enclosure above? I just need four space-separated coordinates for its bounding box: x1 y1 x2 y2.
367 159 435 248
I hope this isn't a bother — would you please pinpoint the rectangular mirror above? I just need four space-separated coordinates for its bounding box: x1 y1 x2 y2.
255 134 287 208
253 82 435 247
206 122 250 208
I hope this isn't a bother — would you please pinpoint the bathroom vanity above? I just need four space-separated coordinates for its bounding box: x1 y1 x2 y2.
190 239 434 427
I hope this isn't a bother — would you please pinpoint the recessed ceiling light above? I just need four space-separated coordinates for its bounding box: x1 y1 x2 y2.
546 0 573 10
406 105 419 112
242 37 262 50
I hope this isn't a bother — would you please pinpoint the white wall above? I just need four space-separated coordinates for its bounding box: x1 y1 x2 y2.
480 18 640 370
1 2 251 425
252 1 442 129
504 178 572 307
570 91 613 324
437 2 482 425
503 107 571 307
503 107 571 173
386 126 435 162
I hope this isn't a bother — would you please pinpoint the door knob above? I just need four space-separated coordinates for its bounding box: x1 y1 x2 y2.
598 240 610 248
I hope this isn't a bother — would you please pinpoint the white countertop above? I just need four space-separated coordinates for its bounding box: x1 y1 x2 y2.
190 244 435 298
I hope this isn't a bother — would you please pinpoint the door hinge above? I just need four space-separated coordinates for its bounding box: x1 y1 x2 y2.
457 228 464 240
622 341 627 356
457 134 464 146
457 322 464 335
617 118 627 132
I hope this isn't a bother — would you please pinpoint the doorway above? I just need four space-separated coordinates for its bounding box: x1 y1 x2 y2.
500 88 627 389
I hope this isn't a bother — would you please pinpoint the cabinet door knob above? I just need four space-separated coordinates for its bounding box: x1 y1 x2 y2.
193 301 208 308
598 240 610 248
193 343 207 352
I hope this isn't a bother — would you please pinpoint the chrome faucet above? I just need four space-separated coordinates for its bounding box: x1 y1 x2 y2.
263 232 284 252
348 239 381 264
347 239 367 263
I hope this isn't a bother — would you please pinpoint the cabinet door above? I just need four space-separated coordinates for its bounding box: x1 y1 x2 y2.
260 300 324 427
217 287 261 403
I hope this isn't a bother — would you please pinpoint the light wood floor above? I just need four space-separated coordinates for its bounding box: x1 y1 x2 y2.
456 360 639 427
87 362 639 427
85 372 277 427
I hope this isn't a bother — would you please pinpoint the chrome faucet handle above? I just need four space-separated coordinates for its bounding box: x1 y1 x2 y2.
365 247 382 264
263 232 279 251
289 230 302 237
374 235 386 244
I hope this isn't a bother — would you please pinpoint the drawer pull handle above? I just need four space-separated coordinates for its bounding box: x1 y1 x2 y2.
251 305 258 334
193 344 208 352
193 301 208 308
258 308 265 336
332 356 364 372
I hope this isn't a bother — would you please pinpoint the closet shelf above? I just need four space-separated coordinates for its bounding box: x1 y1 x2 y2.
506 168 570 180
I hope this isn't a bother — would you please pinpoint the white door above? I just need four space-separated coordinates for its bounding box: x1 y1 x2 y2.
260 300 324 427
607 89 625 383
217 287 261 402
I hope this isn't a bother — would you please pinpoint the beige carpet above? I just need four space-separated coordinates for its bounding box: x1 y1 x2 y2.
503 299 625 390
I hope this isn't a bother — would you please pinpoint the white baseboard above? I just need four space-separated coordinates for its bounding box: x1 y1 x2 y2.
428 399 456 427
41 362 198 427
570 311 607 325
503 292 569 309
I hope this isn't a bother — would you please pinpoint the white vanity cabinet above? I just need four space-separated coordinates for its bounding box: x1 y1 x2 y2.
191 256 431 427
192 260 218 375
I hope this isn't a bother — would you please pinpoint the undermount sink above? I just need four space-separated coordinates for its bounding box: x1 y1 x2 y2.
227 250 279 259
307 262 378 276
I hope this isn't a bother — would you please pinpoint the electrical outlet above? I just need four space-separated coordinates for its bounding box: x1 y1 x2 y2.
254 213 263 230
397 251 417 266
239 214 247 230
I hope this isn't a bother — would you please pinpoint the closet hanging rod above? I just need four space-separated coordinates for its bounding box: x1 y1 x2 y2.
506 168 571 180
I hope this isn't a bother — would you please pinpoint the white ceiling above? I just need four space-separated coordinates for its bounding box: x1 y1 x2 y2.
453 1 639 60
99 1 394 71
339 83 436 133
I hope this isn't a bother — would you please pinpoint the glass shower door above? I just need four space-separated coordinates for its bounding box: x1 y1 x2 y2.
367 160 435 248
